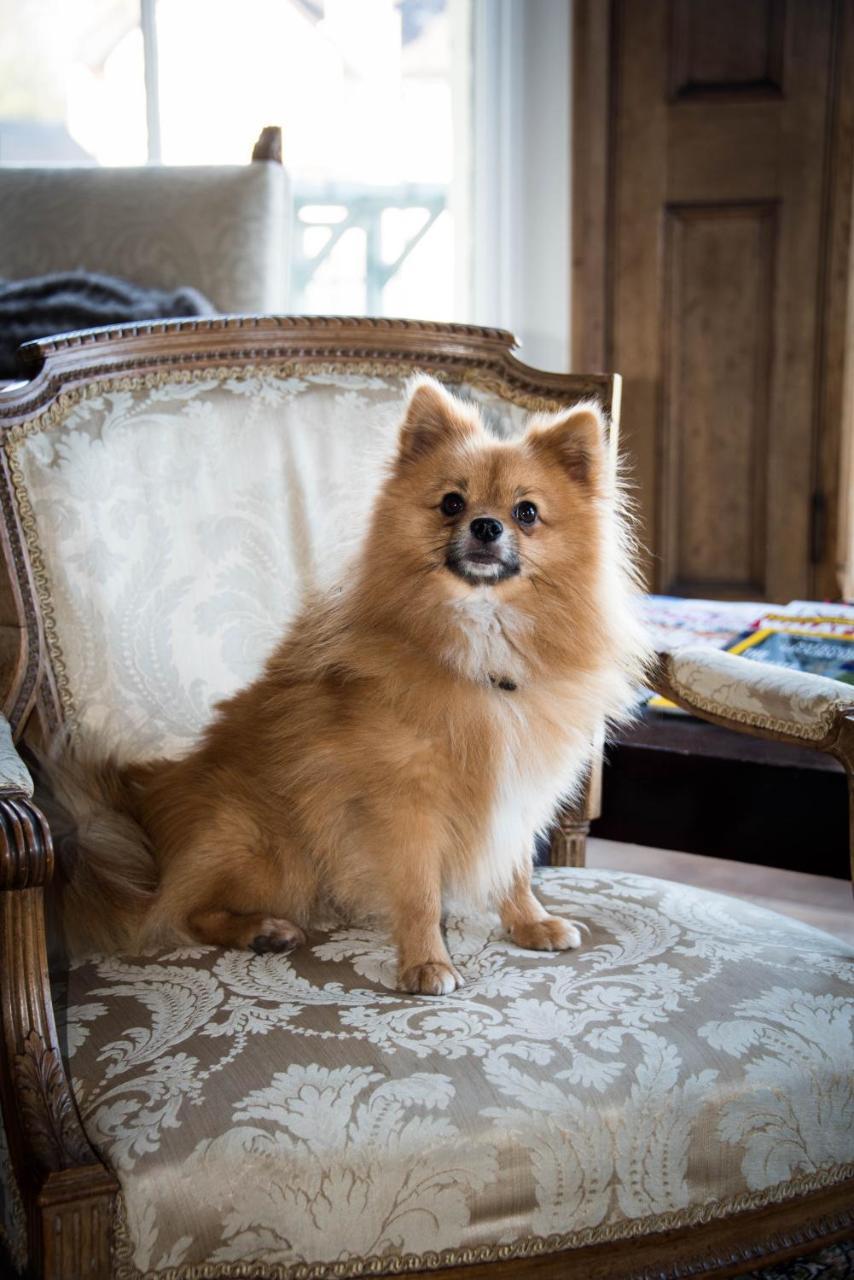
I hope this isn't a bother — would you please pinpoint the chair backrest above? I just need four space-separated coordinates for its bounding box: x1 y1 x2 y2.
0 317 619 757
0 161 289 313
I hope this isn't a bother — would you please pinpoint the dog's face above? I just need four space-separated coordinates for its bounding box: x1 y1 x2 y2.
379 377 608 602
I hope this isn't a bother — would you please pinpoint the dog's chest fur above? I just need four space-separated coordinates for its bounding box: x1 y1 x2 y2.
446 591 530 686
444 593 590 905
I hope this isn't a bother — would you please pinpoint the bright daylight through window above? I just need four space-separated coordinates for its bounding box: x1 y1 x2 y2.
0 0 464 321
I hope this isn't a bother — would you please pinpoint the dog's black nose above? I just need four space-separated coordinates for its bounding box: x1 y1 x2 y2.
470 517 503 544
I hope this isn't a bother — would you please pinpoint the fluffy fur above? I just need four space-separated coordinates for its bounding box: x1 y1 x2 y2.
56 378 650 994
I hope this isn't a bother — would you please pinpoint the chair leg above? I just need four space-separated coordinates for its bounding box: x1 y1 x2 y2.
548 744 604 869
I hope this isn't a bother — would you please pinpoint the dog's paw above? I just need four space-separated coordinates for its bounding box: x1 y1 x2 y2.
249 918 306 955
511 915 582 952
398 960 464 996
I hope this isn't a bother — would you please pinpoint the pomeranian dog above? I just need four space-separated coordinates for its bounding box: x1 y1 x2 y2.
54 377 648 995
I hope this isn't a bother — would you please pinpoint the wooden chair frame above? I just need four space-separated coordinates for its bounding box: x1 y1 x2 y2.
0 317 851 1278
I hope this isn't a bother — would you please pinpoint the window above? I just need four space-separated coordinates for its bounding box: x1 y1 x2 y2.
0 0 466 321
0 0 571 367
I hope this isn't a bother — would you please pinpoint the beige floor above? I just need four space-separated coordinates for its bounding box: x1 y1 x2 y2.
587 838 854 947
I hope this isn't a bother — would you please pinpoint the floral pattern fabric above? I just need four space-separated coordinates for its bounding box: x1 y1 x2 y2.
9 368 528 758
63 868 854 1279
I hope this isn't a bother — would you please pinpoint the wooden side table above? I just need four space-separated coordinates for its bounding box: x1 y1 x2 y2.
593 708 848 878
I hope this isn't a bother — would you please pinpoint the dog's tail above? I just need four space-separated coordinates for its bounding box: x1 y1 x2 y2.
41 740 160 956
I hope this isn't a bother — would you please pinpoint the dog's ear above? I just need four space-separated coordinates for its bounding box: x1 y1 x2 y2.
397 376 475 464
527 401 608 488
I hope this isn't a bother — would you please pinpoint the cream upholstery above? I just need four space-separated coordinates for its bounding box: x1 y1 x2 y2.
8 367 526 756
664 647 854 742
63 868 854 1278
0 163 289 312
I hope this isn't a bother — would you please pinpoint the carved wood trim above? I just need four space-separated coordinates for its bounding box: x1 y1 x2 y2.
0 315 617 418
0 789 117 1278
407 1180 854 1279
0 449 41 732
38 1166 116 1280
251 125 282 163
549 732 604 869
14 1031 92 1170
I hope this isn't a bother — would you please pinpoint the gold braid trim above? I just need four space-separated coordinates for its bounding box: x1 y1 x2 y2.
665 656 844 743
109 1164 854 1280
3 361 571 724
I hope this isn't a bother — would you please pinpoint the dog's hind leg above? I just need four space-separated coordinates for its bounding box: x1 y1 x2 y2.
186 905 306 953
155 834 312 954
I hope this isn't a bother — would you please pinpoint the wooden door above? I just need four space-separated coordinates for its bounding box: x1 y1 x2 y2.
574 0 854 600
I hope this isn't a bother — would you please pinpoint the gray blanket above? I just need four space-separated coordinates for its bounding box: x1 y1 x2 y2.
0 271 216 377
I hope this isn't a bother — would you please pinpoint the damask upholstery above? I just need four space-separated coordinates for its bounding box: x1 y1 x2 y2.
6 367 527 756
0 163 289 313
664 647 854 741
62 867 854 1279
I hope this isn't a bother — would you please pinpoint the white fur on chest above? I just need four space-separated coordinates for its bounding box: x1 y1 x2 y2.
451 696 591 909
446 591 530 684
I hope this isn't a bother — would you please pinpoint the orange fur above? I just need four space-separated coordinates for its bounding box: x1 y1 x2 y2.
58 378 650 994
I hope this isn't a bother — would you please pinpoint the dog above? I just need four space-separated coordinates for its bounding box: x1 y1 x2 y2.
54 376 649 995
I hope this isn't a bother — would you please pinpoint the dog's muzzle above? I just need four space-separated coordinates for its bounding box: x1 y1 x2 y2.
446 519 520 584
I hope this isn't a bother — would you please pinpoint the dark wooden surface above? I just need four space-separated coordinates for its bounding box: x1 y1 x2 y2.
594 707 849 877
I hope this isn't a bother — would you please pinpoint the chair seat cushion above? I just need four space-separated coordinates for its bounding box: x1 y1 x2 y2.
64 868 854 1278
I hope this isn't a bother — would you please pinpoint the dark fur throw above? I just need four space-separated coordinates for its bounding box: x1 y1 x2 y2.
0 271 216 378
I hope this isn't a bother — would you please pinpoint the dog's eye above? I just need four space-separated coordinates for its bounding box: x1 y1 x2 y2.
513 501 538 526
440 492 466 517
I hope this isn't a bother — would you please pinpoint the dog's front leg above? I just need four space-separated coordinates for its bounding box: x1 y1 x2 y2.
387 849 462 996
499 861 582 951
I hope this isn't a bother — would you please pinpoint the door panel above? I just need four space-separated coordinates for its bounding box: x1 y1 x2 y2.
576 0 851 600
662 203 774 595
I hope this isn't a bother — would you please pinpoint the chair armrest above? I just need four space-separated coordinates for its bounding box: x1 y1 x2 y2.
650 646 854 747
0 714 33 797
650 647 854 890
0 714 48 890
0 716 118 1275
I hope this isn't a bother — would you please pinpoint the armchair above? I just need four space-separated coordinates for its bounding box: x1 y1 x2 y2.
0 318 851 1280
0 128 289 316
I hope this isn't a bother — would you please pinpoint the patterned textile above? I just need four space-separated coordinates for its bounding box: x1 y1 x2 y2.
63 868 854 1279
0 715 32 795
6 367 529 758
0 164 289 314
736 1240 854 1279
665 646 854 741
0 271 215 380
